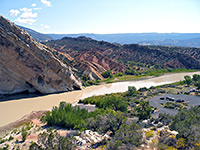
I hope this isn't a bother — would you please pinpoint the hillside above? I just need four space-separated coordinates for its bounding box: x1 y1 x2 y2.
44 36 200 81
149 45 200 62
47 37 127 80
18 25 54 42
0 16 82 96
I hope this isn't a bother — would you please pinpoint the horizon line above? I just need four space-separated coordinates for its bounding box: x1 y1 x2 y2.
45 32 200 35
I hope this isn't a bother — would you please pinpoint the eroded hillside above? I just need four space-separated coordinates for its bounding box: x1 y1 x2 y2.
44 36 200 80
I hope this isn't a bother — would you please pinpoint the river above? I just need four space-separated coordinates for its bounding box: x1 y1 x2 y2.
0 71 200 127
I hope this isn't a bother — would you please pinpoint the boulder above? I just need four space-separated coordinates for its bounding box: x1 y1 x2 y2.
75 130 110 149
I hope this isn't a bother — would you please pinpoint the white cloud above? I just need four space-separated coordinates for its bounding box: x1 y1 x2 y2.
20 7 32 12
15 17 36 25
15 7 37 25
40 24 50 29
31 3 37 7
33 8 42 10
8 9 20 17
41 0 51 7
20 11 38 19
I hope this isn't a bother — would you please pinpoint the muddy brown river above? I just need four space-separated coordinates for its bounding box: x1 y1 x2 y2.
0 72 200 127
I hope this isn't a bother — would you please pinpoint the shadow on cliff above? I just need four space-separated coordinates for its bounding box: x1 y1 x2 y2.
0 91 44 102
0 90 76 102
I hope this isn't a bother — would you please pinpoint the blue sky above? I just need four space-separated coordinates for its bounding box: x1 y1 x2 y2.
1 0 200 34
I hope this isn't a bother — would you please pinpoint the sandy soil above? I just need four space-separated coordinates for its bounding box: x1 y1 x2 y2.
0 110 75 150
0 110 46 137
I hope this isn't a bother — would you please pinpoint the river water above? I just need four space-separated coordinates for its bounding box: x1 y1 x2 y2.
0 72 199 127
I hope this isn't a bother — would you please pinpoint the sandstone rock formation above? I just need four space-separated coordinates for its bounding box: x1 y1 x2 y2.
75 130 110 149
0 15 82 95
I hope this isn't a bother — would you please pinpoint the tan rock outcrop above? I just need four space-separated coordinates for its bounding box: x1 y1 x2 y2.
75 130 110 149
0 15 82 95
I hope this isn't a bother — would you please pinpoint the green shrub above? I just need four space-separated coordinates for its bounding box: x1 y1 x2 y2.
184 75 192 86
8 136 14 141
126 86 137 96
193 74 200 82
170 106 200 149
80 95 128 113
44 102 91 129
135 101 152 120
125 67 136 75
145 130 154 139
21 127 28 142
164 102 176 109
106 123 142 149
195 82 200 89
0 138 7 144
44 102 111 129
114 72 123 77
11 129 18 134
157 143 168 150
0 144 9 150
102 70 113 78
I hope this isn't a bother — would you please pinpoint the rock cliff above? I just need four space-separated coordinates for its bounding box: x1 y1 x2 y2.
0 16 82 95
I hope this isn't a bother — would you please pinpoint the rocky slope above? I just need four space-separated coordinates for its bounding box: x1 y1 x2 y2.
0 16 82 95
46 36 126 80
149 45 200 64
44 36 200 79
117 44 200 69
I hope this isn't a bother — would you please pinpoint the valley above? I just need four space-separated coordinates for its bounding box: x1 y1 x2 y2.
0 14 200 150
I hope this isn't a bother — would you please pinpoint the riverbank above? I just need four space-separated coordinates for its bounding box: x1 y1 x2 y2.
101 69 198 84
0 111 46 137
0 71 200 128
0 103 96 138
0 70 198 102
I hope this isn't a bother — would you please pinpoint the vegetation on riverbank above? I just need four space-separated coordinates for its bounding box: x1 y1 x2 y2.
1 74 200 150
83 68 198 86
103 68 197 84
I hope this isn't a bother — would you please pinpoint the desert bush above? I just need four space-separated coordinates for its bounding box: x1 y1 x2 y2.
21 127 28 142
145 130 154 139
106 123 142 150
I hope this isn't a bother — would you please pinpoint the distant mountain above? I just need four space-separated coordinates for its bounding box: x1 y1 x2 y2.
47 33 200 47
18 25 200 47
17 25 54 42
139 37 200 48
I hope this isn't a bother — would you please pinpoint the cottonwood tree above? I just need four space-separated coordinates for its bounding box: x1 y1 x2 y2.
184 75 192 86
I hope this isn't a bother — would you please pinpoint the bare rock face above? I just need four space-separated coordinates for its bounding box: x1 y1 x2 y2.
75 130 110 149
0 15 82 95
